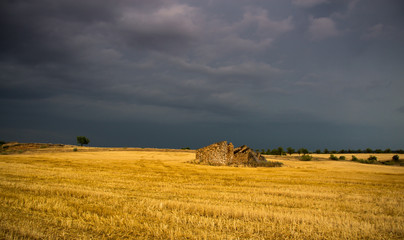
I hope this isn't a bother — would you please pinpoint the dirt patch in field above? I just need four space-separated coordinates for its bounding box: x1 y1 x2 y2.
0 142 195 154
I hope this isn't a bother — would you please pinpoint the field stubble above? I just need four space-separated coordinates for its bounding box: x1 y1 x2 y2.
0 150 403 239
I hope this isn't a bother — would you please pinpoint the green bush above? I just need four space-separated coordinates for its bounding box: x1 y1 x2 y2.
73 148 78 152
300 155 313 161
392 155 399 161
368 155 377 161
339 156 346 160
329 154 338 160
255 161 283 168
351 155 378 164
359 159 378 164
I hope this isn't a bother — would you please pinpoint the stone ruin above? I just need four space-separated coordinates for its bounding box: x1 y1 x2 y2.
195 141 235 166
233 145 267 166
195 141 267 166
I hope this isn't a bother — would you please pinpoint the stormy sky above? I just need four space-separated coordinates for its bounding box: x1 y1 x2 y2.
1 0 403 150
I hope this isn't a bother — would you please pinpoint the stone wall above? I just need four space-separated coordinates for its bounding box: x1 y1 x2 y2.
195 141 234 166
195 141 266 166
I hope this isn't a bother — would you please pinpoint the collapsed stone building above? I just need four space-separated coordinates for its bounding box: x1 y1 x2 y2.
195 141 267 166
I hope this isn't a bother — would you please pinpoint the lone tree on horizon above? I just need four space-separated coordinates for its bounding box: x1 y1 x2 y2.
76 136 90 146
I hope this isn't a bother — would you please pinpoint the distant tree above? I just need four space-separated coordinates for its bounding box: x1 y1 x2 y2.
265 149 271 155
339 149 345 153
375 149 383 153
298 148 309 155
315 149 322 154
271 149 279 155
365 148 373 153
323 148 329 154
330 150 337 154
384 148 391 153
398 149 404 154
277 147 284 156
356 149 362 153
287 147 295 156
76 136 90 146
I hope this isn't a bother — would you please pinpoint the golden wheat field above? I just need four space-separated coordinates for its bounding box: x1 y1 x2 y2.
1 148 404 239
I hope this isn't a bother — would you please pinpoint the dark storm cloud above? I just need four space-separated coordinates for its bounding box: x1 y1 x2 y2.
0 0 115 65
1 0 403 149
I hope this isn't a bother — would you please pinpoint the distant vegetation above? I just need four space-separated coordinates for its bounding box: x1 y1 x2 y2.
351 155 378 164
287 147 294 155
76 136 90 146
260 147 404 155
329 154 339 160
300 154 313 161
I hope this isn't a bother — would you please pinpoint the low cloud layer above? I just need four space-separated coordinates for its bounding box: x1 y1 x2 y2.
1 0 403 149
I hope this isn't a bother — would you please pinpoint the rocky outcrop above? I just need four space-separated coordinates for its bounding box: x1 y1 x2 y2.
195 141 267 166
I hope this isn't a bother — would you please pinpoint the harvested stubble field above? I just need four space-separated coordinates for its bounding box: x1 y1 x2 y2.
0 147 403 239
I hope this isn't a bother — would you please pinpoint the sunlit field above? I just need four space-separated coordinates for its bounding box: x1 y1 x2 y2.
1 148 403 239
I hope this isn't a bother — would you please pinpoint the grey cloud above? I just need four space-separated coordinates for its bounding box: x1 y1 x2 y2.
362 23 384 39
164 56 283 80
307 16 339 40
0 0 192 65
0 0 118 65
117 4 202 52
232 8 294 37
292 0 329 8
194 7 294 62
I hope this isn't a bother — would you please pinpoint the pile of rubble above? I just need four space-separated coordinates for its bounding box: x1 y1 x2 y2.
195 141 269 167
